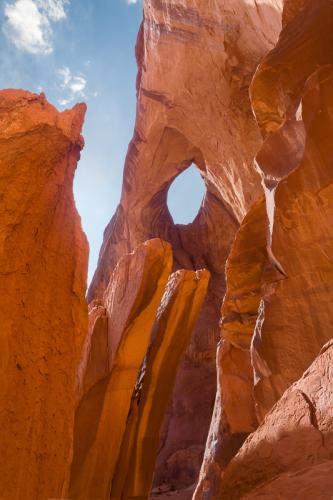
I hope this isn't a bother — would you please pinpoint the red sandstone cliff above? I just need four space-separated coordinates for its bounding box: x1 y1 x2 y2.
88 0 283 490
0 90 88 499
196 1 333 497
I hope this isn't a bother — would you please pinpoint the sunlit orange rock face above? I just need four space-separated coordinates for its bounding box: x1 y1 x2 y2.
196 1 333 497
0 90 88 499
70 238 210 499
88 0 283 488
70 239 173 498
249 0 333 422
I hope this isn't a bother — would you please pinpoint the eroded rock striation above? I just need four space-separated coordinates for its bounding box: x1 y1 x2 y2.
113 268 210 499
0 90 88 499
70 239 173 498
70 238 210 499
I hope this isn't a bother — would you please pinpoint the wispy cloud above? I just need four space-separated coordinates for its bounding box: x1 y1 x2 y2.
57 66 87 105
3 0 69 55
127 0 139 4
37 0 68 21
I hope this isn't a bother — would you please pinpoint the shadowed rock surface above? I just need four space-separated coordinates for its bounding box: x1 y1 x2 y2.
220 339 333 498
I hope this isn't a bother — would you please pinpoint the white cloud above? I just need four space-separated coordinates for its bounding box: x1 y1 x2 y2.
127 0 139 4
58 98 71 106
3 0 68 55
58 66 71 86
57 66 87 105
36 0 68 21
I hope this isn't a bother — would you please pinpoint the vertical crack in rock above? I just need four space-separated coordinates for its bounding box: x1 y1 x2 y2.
69 239 172 499
250 299 272 386
111 268 210 499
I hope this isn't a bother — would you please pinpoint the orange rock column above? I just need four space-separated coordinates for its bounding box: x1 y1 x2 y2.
111 269 210 499
69 239 172 499
0 90 88 499
195 199 274 497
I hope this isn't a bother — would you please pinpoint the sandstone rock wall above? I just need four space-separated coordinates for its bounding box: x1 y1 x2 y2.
0 90 88 499
220 338 333 498
88 0 283 488
197 1 333 497
112 268 210 499
250 0 333 421
70 239 173 498
70 238 210 498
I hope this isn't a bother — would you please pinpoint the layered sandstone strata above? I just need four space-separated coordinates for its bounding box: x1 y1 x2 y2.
0 90 88 499
88 0 283 487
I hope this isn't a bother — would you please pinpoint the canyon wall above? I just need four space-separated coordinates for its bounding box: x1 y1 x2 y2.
2 1 333 499
0 90 88 499
219 337 333 499
196 0 333 497
88 0 283 489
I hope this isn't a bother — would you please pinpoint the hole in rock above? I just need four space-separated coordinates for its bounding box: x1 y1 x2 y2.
167 164 205 224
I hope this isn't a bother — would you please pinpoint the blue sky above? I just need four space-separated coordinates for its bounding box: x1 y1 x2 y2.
0 0 205 281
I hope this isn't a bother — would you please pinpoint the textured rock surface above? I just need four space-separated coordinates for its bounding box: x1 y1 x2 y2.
197 1 333 496
112 268 210 499
195 198 271 497
243 461 333 500
88 0 283 487
70 239 211 498
70 239 172 499
0 90 88 499
219 339 333 498
249 0 333 421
